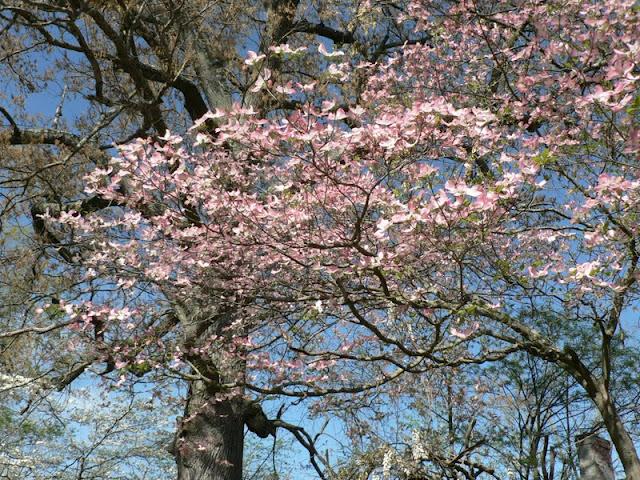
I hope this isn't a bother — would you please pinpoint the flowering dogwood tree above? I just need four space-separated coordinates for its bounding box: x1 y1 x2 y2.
27 0 640 478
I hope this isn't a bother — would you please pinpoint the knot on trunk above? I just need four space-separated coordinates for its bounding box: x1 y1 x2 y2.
241 400 276 438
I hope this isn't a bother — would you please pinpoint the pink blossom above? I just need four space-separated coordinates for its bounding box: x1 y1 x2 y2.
571 261 600 280
244 50 266 65
318 43 345 57
451 322 480 339
527 264 551 279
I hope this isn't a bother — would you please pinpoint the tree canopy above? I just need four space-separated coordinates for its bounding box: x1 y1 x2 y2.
1 1 639 479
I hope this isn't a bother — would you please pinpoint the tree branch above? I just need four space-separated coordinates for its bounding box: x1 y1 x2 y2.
294 20 355 44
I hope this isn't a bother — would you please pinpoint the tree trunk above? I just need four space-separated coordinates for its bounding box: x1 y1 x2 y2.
576 434 614 480
593 384 640 480
171 302 245 480
175 377 244 480
549 349 640 480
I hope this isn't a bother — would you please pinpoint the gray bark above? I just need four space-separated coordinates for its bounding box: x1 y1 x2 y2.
577 434 614 480
171 299 245 480
175 379 244 480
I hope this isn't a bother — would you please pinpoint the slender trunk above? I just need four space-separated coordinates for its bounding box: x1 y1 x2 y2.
554 345 640 479
592 384 640 480
548 348 640 479
175 377 244 480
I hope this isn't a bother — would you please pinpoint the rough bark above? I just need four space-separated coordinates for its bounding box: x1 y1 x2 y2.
171 301 248 480
576 434 614 480
175 377 245 480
